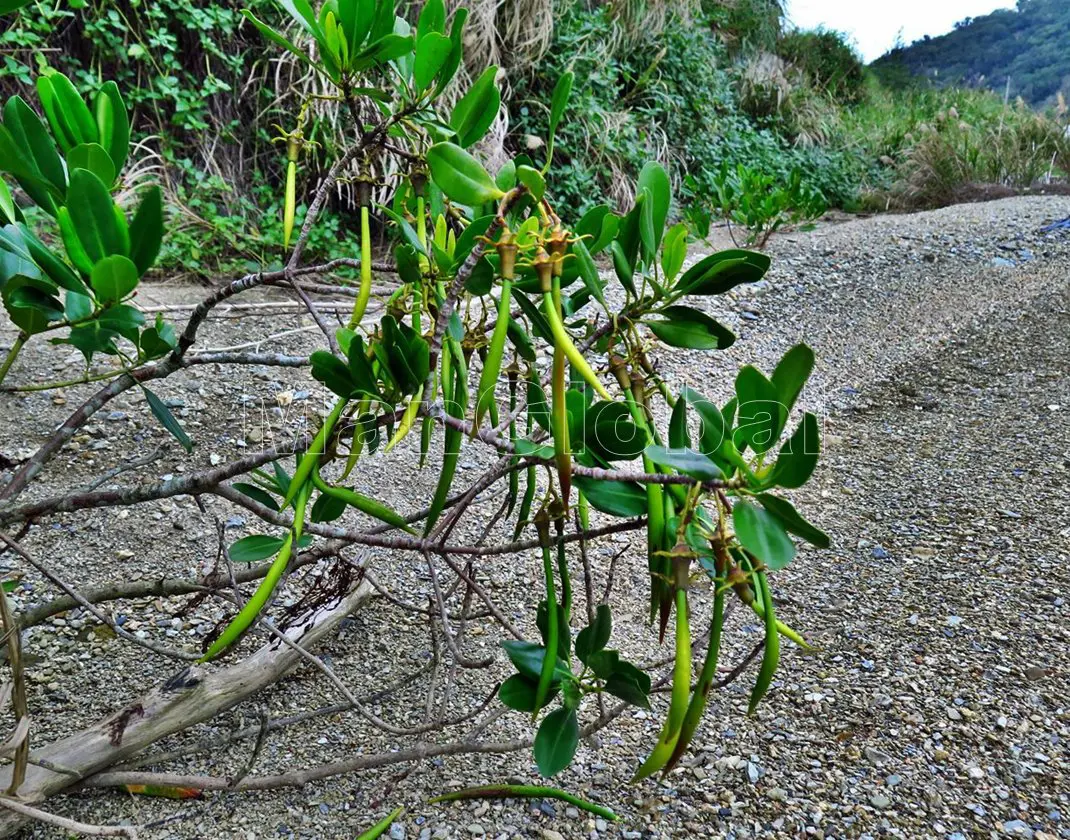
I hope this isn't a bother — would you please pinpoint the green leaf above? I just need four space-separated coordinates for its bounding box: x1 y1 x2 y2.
129 186 163 276
575 603 611 663
417 0 445 38
499 673 557 712
572 476 647 518
66 168 127 263
42 72 97 148
241 10 318 71
571 238 606 309
756 493 829 549
668 398 690 449
228 534 287 563
426 142 504 207
501 640 567 683
20 225 86 294
771 412 819 489
66 143 115 187
547 71 574 145
584 400 644 461
0 0 33 15
534 707 579 778
311 491 347 523
90 255 139 303
637 161 670 250
97 303 145 342
3 95 66 194
310 350 357 398
0 179 15 224
604 671 650 709
432 7 468 96
661 222 688 283
142 386 193 452
515 164 545 200
4 284 63 334
95 82 129 174
644 444 723 480
734 365 783 455
233 482 281 512
681 386 726 454
450 66 500 148
575 204 618 255
676 249 770 297
771 343 814 415
733 501 795 570
413 32 452 90
646 305 735 350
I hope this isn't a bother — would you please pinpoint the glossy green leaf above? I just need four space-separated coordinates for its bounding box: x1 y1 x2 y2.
733 501 795 570
66 168 127 263
19 226 86 294
432 7 468 96
450 66 500 148
572 476 647 518
412 32 451 89
734 365 783 454
534 707 579 778
571 238 606 309
637 161 670 250
499 673 557 712
681 387 727 457
95 81 129 173
501 640 567 683
604 671 650 709
575 603 611 663
0 0 33 15
67 142 114 187
233 482 281 512
426 142 504 206
771 412 819 488
90 255 138 303
42 72 97 149
646 305 735 350
676 249 770 297
515 164 545 200
229 534 287 563
129 186 163 276
242 10 318 71
771 343 814 415
548 72 573 139
4 284 63 334
668 398 690 449
0 179 15 224
661 222 688 283
142 386 193 452
756 493 829 549
3 95 65 193
644 444 723 480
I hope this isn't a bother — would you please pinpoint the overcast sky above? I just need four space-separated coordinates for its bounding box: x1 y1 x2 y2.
785 1 1015 63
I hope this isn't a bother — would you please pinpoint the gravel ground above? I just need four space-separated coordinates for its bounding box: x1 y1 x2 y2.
0 196 1068 839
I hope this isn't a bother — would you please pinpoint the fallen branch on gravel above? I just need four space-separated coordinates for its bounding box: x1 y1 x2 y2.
0 579 373 837
0 797 138 838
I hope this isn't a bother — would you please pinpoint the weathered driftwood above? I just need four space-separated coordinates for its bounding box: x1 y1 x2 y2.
0 580 373 838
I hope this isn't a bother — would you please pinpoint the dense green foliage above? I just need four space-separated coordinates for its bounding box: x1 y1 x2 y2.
778 28 865 105
2 0 1068 272
872 0 1070 106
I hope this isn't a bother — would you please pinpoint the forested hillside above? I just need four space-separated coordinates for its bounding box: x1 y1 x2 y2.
872 0 1070 106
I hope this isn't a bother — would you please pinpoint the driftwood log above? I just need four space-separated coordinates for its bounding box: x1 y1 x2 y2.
0 580 372 837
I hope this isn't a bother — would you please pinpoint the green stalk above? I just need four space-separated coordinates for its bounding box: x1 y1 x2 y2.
413 194 426 331
282 160 296 249
664 583 724 775
425 347 465 535
551 341 571 504
0 333 28 387
555 514 572 625
311 470 415 534
383 385 424 453
505 367 520 520
348 205 373 329
428 786 618 821
283 398 348 508
357 806 405 840
748 568 780 715
541 285 611 401
533 516 558 716
632 580 691 781
202 486 310 661
474 278 512 431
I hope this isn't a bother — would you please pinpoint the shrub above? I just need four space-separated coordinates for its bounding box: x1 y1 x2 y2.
0 0 829 826
778 28 866 105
